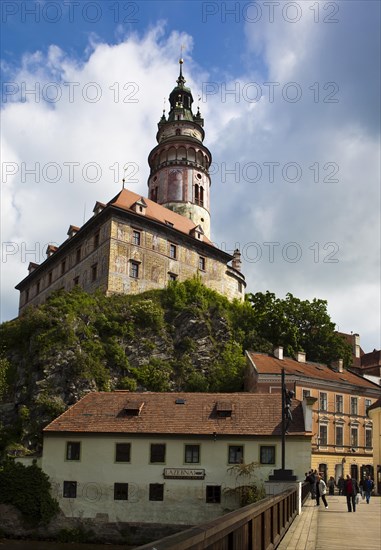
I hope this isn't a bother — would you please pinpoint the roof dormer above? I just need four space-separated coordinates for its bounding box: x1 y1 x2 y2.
93 201 106 216
121 400 144 417
215 401 233 418
67 225 80 238
131 197 147 215
190 224 204 241
28 262 39 274
46 244 58 258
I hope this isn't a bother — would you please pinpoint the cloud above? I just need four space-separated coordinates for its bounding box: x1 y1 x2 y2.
1 8 380 353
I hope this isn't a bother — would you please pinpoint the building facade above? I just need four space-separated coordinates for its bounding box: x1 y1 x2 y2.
42 391 312 525
245 348 381 483
15 61 245 313
368 398 381 494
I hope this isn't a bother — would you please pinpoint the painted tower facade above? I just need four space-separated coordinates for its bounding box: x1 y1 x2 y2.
147 60 212 238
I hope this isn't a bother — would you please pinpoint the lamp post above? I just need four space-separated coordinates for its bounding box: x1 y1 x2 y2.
269 368 297 481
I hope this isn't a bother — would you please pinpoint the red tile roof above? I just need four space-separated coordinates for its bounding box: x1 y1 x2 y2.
247 352 381 390
43 392 307 437
361 350 381 368
109 189 214 246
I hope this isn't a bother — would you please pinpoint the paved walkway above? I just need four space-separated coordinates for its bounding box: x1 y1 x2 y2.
278 494 381 550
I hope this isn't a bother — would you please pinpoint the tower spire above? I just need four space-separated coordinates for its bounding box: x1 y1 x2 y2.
148 61 211 238
177 56 186 87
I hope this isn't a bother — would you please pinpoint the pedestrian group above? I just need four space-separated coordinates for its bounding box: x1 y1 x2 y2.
304 470 375 512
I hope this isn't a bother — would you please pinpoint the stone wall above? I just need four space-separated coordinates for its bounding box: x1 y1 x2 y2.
0 503 186 545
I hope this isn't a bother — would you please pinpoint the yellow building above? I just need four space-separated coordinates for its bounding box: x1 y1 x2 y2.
15 61 246 313
42 391 312 526
368 397 381 494
245 347 381 483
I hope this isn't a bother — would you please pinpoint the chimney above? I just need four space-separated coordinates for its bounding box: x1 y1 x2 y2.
274 346 283 360
354 334 360 359
296 351 306 363
302 396 317 432
232 249 242 271
332 359 344 373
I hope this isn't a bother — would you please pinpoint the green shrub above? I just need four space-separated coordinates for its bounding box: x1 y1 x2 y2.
0 459 59 526
117 376 138 391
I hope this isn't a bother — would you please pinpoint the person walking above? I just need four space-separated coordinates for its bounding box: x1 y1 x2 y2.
338 475 345 496
316 474 328 509
327 476 335 496
344 474 359 512
363 475 374 504
306 470 316 499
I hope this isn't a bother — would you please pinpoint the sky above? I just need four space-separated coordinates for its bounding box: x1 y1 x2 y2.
1 0 380 352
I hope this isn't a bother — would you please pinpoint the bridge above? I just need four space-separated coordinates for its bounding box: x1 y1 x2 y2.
136 485 381 550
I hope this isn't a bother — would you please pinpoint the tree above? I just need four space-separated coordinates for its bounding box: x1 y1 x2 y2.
248 291 352 367
0 459 59 526
224 462 266 507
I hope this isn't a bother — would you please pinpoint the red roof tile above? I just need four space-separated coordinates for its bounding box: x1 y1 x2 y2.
247 352 381 390
109 189 214 246
43 392 307 437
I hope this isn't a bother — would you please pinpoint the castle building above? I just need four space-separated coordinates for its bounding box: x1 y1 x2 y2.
15 61 246 313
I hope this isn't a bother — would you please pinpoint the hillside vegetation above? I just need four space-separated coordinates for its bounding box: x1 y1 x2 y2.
0 279 351 455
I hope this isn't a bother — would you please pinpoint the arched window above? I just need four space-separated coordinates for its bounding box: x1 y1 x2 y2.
188 148 196 162
178 146 186 160
167 147 176 161
199 186 204 206
195 184 199 203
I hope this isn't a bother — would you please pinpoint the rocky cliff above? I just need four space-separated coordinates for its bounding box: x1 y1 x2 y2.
0 279 270 455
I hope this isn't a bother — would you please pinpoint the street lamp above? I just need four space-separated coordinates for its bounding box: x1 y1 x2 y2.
269 368 297 482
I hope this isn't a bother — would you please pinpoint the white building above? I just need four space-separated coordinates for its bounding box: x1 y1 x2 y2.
42 391 312 526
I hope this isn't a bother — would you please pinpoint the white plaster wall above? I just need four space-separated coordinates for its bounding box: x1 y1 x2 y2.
42 434 310 525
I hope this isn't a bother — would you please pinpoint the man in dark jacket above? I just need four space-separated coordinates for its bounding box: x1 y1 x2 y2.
344 475 359 512
363 475 374 504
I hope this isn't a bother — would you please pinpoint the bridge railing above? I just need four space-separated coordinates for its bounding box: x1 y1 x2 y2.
136 485 298 550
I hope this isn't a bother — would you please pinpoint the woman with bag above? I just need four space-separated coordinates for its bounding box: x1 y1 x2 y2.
316 474 328 509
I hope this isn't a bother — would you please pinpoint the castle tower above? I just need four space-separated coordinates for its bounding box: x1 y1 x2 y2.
147 59 212 238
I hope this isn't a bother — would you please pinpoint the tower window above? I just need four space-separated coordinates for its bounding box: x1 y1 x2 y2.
132 230 141 246
169 244 177 259
94 232 100 248
199 256 206 271
176 129 181 135
199 186 204 206
130 261 139 279
91 263 98 282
